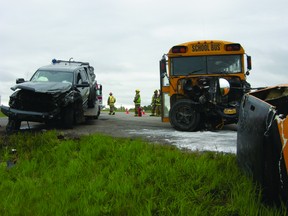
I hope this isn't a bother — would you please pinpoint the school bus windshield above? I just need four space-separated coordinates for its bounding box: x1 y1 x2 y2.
170 54 242 76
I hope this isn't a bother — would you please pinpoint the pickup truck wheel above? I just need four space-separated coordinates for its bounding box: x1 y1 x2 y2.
88 90 96 108
6 118 21 133
169 99 200 131
88 98 95 108
93 107 100 119
62 107 74 129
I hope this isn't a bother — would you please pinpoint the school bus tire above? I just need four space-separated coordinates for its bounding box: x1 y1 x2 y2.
169 99 200 131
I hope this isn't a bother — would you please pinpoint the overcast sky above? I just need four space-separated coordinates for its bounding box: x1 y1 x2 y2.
1 0 288 108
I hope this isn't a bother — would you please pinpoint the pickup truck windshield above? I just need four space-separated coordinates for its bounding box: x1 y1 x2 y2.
171 55 242 76
31 70 74 83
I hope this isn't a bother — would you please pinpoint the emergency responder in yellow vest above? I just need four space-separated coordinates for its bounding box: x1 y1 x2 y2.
133 89 141 116
150 90 158 116
107 92 116 115
155 90 161 117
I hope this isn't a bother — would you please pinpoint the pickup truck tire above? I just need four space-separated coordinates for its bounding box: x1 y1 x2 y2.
169 99 200 131
92 108 100 119
62 106 74 129
6 118 21 133
88 90 96 108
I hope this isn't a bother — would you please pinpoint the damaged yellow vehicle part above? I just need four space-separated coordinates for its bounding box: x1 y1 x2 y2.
237 85 288 205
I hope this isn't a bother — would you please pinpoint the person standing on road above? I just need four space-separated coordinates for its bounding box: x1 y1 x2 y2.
155 90 161 117
107 92 116 115
133 89 141 116
150 90 158 116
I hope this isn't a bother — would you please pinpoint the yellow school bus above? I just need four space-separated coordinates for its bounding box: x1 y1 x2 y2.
159 40 252 131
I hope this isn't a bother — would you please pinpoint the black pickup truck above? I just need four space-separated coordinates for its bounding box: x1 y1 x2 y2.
1 58 100 132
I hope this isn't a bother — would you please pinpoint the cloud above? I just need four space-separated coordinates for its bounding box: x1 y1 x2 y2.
1 0 288 108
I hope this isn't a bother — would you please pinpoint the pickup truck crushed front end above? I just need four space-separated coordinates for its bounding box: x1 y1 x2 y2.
1 81 80 124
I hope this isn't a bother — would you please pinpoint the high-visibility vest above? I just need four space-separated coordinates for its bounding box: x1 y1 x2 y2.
108 96 116 105
155 96 161 105
134 94 141 105
151 94 157 105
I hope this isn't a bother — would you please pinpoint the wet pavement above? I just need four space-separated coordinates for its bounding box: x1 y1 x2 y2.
0 111 237 154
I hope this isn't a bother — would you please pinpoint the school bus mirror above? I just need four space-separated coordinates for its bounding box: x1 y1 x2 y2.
219 78 230 96
159 59 167 74
247 55 252 70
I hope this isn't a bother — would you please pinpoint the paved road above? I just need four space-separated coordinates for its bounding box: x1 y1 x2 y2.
0 112 237 153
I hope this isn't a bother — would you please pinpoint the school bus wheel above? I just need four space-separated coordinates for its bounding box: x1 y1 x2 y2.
169 99 200 131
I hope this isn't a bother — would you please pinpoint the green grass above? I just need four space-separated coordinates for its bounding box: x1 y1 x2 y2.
0 131 286 215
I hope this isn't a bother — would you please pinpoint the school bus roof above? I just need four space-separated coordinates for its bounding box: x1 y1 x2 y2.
168 40 245 56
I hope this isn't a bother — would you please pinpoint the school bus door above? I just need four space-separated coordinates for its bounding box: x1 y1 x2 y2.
159 57 170 122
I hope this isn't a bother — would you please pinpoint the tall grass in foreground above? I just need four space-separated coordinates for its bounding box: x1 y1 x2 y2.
0 131 286 215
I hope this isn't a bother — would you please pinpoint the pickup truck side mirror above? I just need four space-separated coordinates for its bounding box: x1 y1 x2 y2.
16 78 25 84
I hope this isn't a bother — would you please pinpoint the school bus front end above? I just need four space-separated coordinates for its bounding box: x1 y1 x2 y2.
160 40 251 131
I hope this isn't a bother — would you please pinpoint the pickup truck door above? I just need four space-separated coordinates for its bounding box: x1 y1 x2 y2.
76 69 90 104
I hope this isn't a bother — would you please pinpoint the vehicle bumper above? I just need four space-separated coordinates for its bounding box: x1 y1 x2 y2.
1 105 59 122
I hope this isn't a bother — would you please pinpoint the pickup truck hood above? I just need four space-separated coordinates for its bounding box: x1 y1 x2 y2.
11 81 72 93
